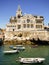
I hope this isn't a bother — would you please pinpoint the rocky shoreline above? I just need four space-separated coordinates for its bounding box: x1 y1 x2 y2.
4 38 49 45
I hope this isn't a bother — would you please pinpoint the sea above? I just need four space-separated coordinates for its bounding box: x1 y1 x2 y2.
0 44 49 65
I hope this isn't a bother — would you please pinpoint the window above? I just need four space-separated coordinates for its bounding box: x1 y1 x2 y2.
23 24 26 28
40 16 43 18
27 24 30 28
23 20 25 23
13 29 14 31
18 15 21 18
36 25 42 28
31 24 33 28
36 21 42 23
34 16 37 18
18 25 21 29
27 19 30 23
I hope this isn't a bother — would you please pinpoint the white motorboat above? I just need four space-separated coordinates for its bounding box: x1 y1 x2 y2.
3 50 19 54
17 57 45 64
9 45 25 50
16 45 25 50
12 46 25 50
16 47 25 50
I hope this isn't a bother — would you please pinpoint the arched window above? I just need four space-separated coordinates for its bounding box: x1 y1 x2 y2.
18 25 21 29
13 29 14 31
23 24 26 28
18 15 21 18
31 24 33 28
27 19 30 23
27 24 30 28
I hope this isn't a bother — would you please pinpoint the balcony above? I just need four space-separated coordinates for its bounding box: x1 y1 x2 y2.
36 16 44 21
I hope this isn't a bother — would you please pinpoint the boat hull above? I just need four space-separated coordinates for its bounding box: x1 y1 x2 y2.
20 61 43 64
9 45 25 50
3 50 19 54
19 58 45 64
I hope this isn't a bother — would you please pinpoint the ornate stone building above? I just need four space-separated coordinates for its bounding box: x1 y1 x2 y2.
5 5 49 41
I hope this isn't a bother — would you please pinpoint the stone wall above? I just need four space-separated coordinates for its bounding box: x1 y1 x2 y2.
5 30 48 41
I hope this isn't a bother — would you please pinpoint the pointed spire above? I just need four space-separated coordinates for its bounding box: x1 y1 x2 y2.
17 5 21 11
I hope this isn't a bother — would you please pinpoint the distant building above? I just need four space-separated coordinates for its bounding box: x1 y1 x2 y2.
5 5 49 41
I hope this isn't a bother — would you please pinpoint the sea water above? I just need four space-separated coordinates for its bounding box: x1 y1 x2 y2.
0 45 49 65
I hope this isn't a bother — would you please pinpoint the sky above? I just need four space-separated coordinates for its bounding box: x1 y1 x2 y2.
0 0 49 28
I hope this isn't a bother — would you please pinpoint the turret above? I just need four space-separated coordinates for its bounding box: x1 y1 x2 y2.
16 5 22 18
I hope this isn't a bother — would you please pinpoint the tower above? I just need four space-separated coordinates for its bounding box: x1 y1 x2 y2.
16 5 22 18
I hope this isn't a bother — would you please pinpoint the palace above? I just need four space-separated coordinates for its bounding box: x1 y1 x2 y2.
5 5 49 41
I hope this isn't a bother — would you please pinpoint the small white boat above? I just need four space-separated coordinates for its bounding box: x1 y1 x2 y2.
16 45 25 50
17 57 45 64
11 46 25 50
16 47 25 50
9 45 25 50
3 50 19 54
